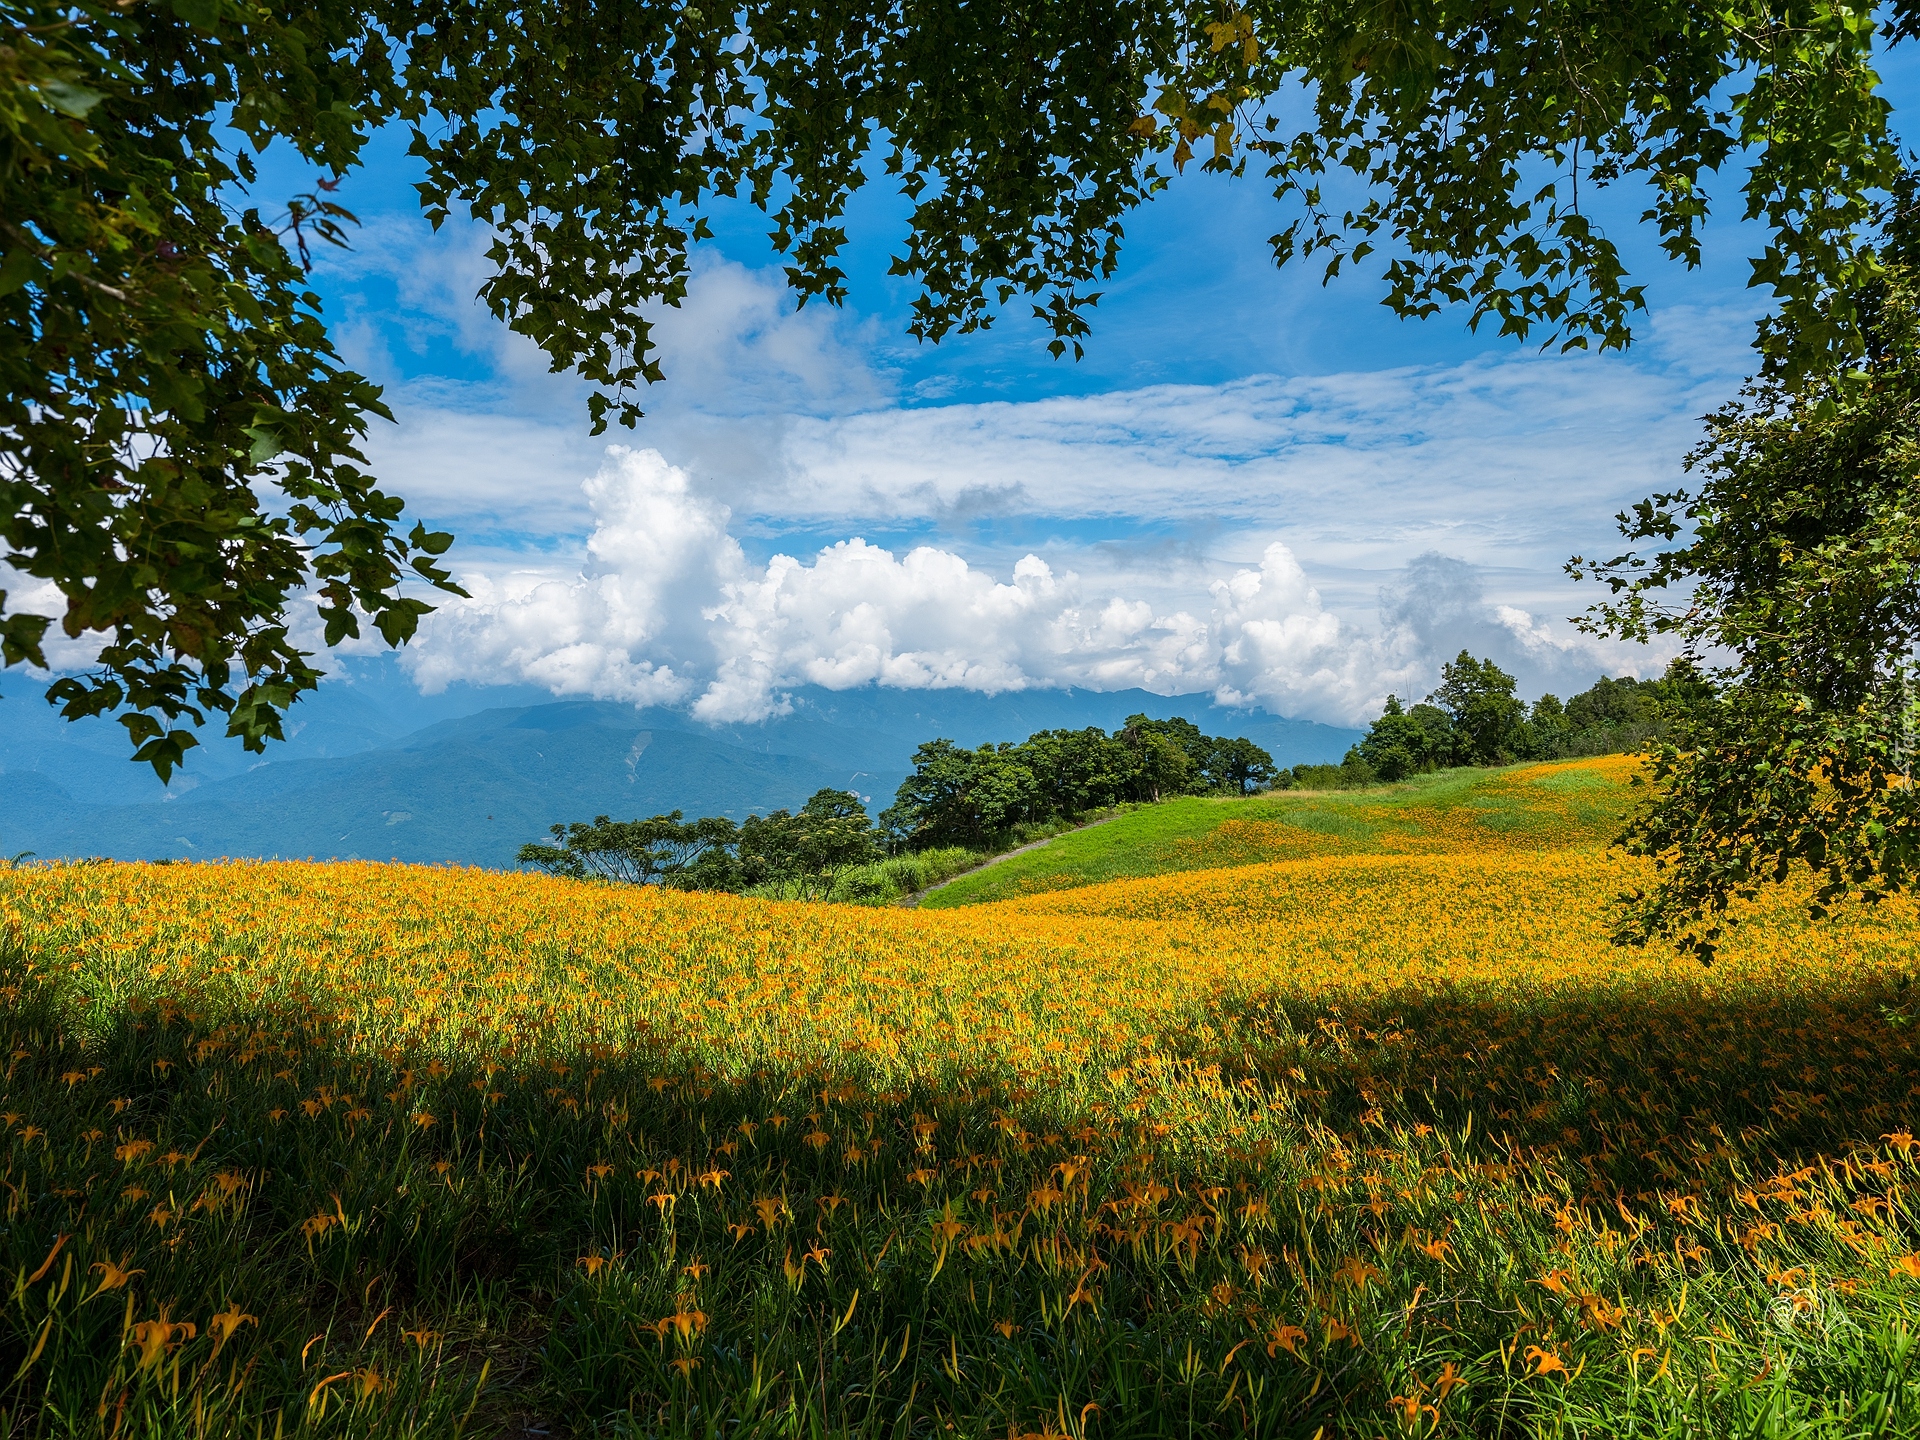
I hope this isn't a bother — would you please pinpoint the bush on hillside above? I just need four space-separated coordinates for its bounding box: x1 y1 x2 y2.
1281 751 1378 791
745 846 981 906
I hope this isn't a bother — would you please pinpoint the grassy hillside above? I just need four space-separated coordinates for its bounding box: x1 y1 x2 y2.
923 756 1642 906
1 757 1919 1435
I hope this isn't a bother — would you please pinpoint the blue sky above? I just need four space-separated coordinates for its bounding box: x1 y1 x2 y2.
184 45 1920 728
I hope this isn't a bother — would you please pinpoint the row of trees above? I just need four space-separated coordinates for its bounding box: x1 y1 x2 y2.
517 789 879 899
878 717 1277 851
1351 652 1705 782
520 716 1279 888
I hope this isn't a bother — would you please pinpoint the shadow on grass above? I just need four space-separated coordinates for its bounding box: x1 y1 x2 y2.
1186 970 1920 1190
0 948 1917 1437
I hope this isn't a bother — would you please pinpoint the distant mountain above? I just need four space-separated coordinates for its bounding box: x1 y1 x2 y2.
0 664 557 804
7 705 867 866
0 668 1361 867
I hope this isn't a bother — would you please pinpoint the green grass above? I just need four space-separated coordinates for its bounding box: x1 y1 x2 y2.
920 760 1640 907
745 847 982 905
11 754 1913 1439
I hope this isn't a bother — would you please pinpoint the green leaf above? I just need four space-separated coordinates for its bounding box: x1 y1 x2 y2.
408 522 455 555
38 80 106 120
169 0 220 31
242 426 285 463
0 249 42 299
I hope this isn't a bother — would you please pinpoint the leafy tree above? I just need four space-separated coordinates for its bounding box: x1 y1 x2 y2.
1358 695 1435 781
6 0 1910 776
1407 704 1456 766
739 789 880 899
1125 729 1197 802
1564 676 1652 733
879 740 966 850
881 740 1042 851
1118 717 1195 796
1575 245 1920 958
1122 715 1210 780
1120 715 1275 795
516 811 736 885
1019 727 1139 813
1201 735 1279 795
1525 694 1572 760
1428 652 1529 766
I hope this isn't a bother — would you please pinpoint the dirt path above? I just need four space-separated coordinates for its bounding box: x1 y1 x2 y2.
894 814 1123 908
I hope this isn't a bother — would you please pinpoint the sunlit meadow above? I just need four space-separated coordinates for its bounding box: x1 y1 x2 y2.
2 757 1919 1437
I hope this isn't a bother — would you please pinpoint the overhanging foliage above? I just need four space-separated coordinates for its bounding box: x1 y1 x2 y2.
1574 181 1920 958
3 0 1909 780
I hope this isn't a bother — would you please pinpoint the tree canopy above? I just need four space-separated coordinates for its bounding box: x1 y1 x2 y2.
516 789 881 898
1572 182 1920 960
4 0 1912 775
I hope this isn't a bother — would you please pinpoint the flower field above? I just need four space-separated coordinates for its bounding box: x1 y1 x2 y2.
2 758 1920 1436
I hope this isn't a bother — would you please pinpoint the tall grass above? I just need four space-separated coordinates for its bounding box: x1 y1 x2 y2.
0 759 1917 1434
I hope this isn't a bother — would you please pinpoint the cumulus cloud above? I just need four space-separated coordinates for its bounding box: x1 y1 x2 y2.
1212 544 1361 710
410 448 1219 718
0 566 102 673
269 234 1729 724
405 448 1660 725
405 450 740 709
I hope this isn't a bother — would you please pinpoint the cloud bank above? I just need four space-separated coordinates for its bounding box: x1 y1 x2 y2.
407 448 1658 726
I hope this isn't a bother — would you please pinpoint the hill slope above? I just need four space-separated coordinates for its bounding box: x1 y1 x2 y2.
921 755 1641 905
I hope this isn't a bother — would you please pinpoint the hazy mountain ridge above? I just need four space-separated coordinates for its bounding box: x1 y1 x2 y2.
0 672 1360 867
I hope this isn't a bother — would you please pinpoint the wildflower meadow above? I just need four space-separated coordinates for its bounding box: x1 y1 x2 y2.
1 757 1918 1436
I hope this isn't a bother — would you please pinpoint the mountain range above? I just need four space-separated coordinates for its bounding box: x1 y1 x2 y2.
0 664 1360 867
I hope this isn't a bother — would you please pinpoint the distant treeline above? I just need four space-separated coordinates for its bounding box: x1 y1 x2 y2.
879 715 1276 850
1291 650 1702 790
518 714 1276 897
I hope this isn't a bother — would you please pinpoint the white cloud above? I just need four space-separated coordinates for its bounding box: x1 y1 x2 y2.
410 448 1223 717
751 347 1730 587
1211 544 1388 716
5 247 1703 728
338 264 1746 625
0 567 101 673
2 215 1729 738
406 447 1662 725
405 450 740 708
